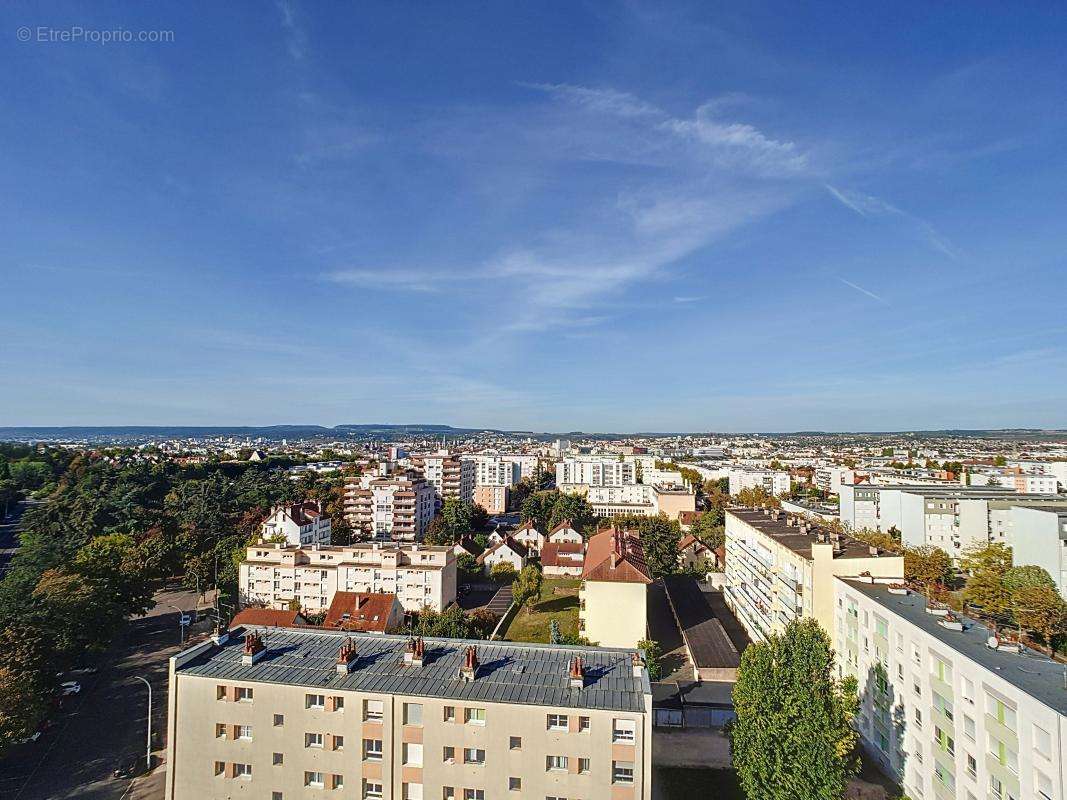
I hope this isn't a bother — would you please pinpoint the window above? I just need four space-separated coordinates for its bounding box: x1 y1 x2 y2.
237 725 252 741
612 761 635 785
236 687 253 702
462 791 484 800
966 754 976 778
963 715 976 742
234 763 252 780
509 736 522 750
1036 770 1053 800
932 691 953 722
509 777 521 791
443 705 456 722
402 784 423 800
273 793 283 800
463 747 485 765
215 723 226 738
404 742 424 766
216 685 227 700
404 703 423 726
932 656 953 684
935 726 955 756
578 716 590 732
442 789 455 800
465 707 485 725
306 693 326 709
363 779 384 799
333 735 345 751
961 677 974 704
987 733 1018 774
364 699 384 721
273 752 284 766
273 713 284 727
986 695 1017 733
332 775 345 791
578 757 590 774
443 746 455 763
612 719 636 743
306 772 325 788
363 739 383 761
1034 724 1052 758
547 713 568 731
305 732 324 748
913 708 923 730
546 755 568 771
333 696 345 711
213 761 225 776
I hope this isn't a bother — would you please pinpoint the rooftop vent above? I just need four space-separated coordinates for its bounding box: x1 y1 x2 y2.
335 637 358 674
458 645 479 682
568 656 586 689
241 631 267 666
404 636 425 668
631 651 646 678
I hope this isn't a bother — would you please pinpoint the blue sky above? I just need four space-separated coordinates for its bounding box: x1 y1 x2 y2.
2 2 1066 432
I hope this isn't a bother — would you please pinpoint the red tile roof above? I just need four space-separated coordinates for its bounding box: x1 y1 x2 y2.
679 534 709 553
581 527 652 584
323 592 399 633
231 608 305 628
541 540 585 568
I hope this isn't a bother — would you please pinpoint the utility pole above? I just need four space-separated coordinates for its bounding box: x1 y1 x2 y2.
133 676 152 771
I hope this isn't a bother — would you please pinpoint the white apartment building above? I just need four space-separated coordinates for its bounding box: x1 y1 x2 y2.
587 484 657 517
238 541 457 614
835 577 1066 800
556 458 635 488
165 629 653 800
815 465 856 496
724 508 904 642
1009 505 1067 599
1009 460 1067 491
345 475 436 541
728 467 790 498
412 451 475 505
463 455 522 488
260 501 332 547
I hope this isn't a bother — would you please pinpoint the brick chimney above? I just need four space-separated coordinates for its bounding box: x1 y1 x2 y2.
568 656 585 689
631 650 645 678
404 636 425 667
240 631 267 665
336 637 358 674
458 645 479 682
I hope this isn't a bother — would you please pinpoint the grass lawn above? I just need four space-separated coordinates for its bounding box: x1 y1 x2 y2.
503 577 581 643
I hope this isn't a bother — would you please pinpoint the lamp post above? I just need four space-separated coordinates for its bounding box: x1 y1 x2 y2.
167 604 188 644
133 676 152 771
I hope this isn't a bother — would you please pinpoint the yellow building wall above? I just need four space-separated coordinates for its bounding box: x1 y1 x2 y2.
580 580 647 648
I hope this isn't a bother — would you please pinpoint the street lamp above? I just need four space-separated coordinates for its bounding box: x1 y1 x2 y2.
133 676 152 771
167 603 188 644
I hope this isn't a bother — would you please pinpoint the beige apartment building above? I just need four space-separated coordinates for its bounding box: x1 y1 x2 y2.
165 628 653 800
238 542 457 614
579 527 653 648
411 451 475 505
724 507 904 642
472 484 508 515
345 474 436 541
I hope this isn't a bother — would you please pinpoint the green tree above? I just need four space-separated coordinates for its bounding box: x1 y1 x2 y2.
490 561 517 583
960 543 1013 614
637 638 662 681
456 553 479 580
512 564 543 616
904 545 952 589
549 619 561 644
689 511 725 551
636 515 681 578
1002 565 1056 595
730 619 859 800
735 486 782 508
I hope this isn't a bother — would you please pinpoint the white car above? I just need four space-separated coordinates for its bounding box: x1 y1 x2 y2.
16 731 41 744
60 681 81 696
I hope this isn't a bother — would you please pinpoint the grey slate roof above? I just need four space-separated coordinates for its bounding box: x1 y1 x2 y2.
840 579 1067 715
177 627 650 713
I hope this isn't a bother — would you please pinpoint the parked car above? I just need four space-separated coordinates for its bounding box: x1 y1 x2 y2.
60 681 81 696
15 731 41 744
67 666 98 676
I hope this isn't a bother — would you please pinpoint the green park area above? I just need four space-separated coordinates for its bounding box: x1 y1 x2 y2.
503 577 581 643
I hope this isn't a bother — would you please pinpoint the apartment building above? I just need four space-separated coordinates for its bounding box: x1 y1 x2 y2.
1009 460 1067 491
556 458 635 487
411 451 475 505
1009 505 1067 599
238 541 457 614
839 485 1067 561
815 465 856 496
164 628 653 800
586 484 657 517
728 467 790 498
472 485 508 515
835 577 1066 800
579 527 653 648
261 501 332 547
345 474 436 542
462 455 522 488
724 507 903 642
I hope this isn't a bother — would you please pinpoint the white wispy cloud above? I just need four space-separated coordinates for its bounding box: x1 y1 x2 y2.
825 184 961 260
323 268 460 292
837 277 887 304
275 0 308 61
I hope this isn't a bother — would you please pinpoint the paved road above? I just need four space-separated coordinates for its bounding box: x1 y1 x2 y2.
0 586 203 800
0 500 35 576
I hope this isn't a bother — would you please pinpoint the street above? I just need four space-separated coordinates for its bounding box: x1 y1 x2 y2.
0 585 202 800
0 500 36 577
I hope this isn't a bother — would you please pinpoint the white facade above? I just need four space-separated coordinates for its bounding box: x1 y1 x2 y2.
815 465 855 496
1009 506 1067 599
587 484 656 517
260 501 332 547
345 475 436 541
556 458 636 487
835 577 1066 800
463 455 522 487
239 541 457 613
728 467 790 497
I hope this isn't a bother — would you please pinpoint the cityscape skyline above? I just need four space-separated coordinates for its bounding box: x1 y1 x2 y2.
3 2 1066 429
